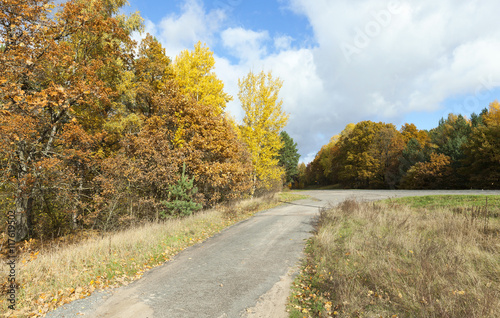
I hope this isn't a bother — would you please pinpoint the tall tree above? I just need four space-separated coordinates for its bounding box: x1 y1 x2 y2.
335 121 385 188
462 101 500 189
0 0 136 240
430 114 471 163
430 114 472 188
278 131 300 185
238 70 289 195
173 41 232 116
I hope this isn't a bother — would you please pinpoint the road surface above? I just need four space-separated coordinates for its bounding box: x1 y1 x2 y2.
46 190 500 317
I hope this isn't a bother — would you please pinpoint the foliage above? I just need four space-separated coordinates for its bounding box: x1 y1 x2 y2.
401 153 453 189
0 0 254 241
303 105 499 190
238 70 289 195
331 121 403 188
462 101 500 189
0 0 136 240
173 41 232 116
278 131 300 185
161 164 202 218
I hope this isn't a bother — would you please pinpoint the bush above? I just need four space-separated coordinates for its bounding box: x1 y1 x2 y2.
161 164 202 218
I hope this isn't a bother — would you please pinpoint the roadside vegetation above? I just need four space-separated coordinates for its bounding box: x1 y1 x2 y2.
385 195 500 213
289 195 500 317
0 192 307 317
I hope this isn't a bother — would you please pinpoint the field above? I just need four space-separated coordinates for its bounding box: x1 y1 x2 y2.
289 195 500 318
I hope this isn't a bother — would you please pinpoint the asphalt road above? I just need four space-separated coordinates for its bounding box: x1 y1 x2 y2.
45 190 500 318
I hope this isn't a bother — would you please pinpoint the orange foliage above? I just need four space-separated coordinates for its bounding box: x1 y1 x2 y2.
401 153 453 189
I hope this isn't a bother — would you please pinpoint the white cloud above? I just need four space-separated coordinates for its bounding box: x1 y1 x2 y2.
139 0 225 57
221 28 270 61
274 35 293 51
137 0 500 163
280 0 500 160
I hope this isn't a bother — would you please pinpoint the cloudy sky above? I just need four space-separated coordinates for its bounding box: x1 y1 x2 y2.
124 0 500 163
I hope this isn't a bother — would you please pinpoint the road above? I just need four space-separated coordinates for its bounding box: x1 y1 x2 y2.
46 190 500 318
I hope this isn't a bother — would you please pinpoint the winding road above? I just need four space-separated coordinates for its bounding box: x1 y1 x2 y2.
46 190 500 318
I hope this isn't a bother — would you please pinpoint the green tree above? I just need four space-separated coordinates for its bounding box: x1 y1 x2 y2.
278 131 300 185
430 114 472 188
462 101 500 189
161 163 202 217
238 70 289 195
430 114 471 163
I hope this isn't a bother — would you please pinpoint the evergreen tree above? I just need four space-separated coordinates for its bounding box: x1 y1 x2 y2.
161 164 202 217
278 131 301 185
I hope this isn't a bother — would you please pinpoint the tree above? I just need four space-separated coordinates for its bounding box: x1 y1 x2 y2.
462 101 500 189
430 114 471 163
296 162 307 189
161 163 202 218
369 125 405 189
429 114 472 188
0 0 136 240
238 70 289 195
401 153 453 189
334 121 386 188
278 131 300 185
133 34 173 117
173 41 232 116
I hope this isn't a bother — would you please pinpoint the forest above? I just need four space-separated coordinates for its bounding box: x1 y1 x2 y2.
0 0 298 242
297 103 500 190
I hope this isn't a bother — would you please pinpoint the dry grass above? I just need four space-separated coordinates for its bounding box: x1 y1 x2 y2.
0 192 298 317
289 198 500 318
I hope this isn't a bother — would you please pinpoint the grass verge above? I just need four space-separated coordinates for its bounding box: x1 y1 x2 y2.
1 191 308 317
384 195 500 212
289 196 500 317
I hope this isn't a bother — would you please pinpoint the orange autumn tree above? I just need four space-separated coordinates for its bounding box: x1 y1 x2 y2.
92 37 252 228
0 0 136 240
401 153 453 189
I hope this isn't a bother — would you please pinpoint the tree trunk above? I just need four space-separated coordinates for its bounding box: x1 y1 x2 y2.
14 191 32 242
251 174 256 198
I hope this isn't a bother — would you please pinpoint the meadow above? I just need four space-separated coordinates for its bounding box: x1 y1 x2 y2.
289 195 500 318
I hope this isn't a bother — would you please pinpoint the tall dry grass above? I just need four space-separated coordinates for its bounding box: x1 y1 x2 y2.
1 193 295 317
290 199 500 318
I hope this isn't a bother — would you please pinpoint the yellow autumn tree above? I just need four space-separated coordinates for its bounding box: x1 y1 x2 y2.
173 41 232 115
238 70 289 195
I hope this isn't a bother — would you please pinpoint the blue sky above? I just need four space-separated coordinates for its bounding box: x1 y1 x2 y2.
125 0 500 163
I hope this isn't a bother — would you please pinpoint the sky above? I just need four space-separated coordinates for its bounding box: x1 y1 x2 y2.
123 0 500 163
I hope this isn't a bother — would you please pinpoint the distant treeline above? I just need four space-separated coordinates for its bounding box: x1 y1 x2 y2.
297 101 500 190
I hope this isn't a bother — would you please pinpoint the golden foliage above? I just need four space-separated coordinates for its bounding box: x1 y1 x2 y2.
238 70 289 194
